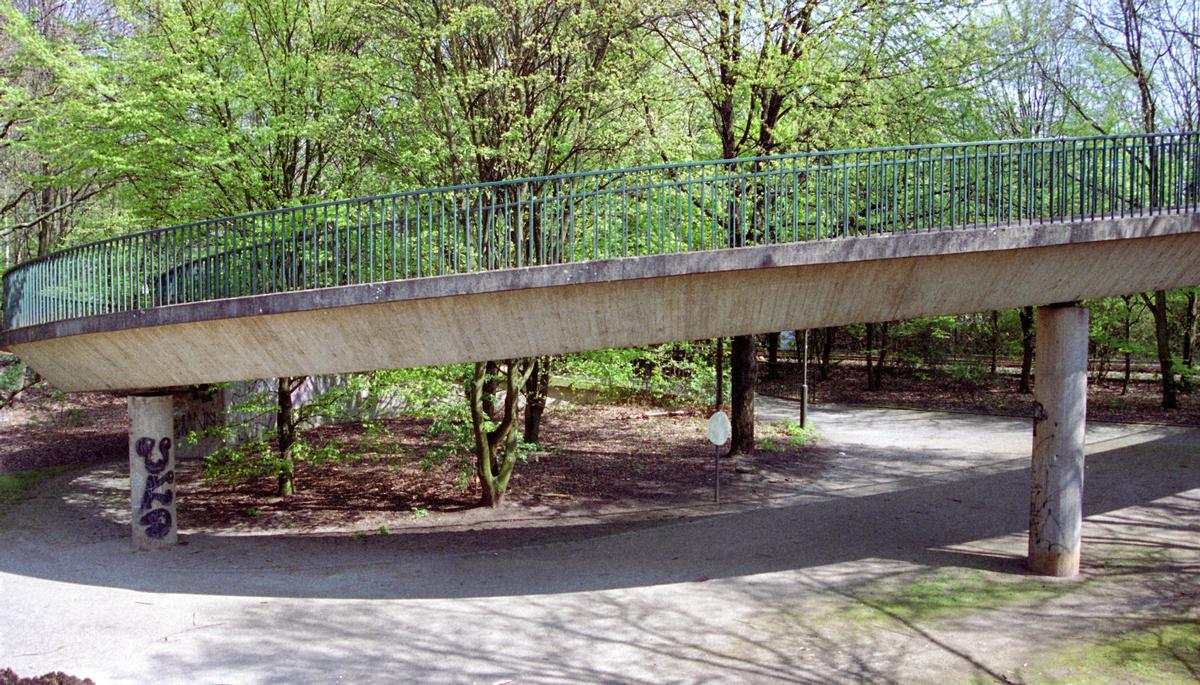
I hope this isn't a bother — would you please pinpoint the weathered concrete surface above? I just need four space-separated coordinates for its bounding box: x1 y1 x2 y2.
6 213 1200 391
1028 305 1089 576
2 403 1198 684
172 386 223 460
128 395 176 549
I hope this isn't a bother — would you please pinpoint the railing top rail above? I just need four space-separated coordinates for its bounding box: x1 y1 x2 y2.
8 131 1195 272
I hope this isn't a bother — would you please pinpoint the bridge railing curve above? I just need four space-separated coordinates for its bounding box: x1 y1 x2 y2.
3 132 1198 331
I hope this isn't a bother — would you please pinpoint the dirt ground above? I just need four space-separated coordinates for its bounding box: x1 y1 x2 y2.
0 387 127 473
180 403 828 536
1 364 1196 538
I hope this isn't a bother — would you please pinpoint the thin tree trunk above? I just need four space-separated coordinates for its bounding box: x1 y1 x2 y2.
730 334 756 455
990 310 1000 377
1018 306 1035 394
866 322 889 391
482 360 499 419
715 337 724 409
819 327 835 381
1123 352 1132 395
1184 290 1196 369
523 356 551 444
766 332 780 377
1122 295 1134 395
865 322 876 391
877 322 890 386
276 376 297 496
1143 290 1178 409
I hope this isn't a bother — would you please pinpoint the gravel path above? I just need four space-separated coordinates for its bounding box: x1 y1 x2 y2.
2 401 1199 684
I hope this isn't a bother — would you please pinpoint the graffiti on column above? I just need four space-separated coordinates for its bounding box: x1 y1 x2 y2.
136 436 174 539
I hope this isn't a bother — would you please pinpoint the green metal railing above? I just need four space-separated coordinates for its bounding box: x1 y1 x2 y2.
4 132 1199 331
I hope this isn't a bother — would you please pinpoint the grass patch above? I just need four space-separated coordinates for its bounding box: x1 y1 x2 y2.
0 464 79 503
765 418 818 449
1035 621 1200 684
842 567 1081 625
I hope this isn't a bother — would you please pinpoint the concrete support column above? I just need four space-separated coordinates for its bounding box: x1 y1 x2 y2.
129 394 177 550
1028 304 1089 577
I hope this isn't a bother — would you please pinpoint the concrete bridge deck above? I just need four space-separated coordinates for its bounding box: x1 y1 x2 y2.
3 212 1200 392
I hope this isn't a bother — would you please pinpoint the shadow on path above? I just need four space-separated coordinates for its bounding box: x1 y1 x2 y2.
2 422 1198 601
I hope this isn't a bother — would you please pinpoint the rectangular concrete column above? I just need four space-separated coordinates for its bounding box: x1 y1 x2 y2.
129 394 177 550
1028 304 1088 576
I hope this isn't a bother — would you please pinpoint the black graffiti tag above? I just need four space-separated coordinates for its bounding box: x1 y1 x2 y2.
139 508 172 539
136 435 174 539
139 471 175 511
136 436 170 474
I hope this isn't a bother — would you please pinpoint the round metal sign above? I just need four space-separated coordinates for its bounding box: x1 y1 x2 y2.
706 411 731 445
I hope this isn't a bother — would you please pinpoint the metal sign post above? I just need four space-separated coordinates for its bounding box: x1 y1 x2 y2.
706 411 731 504
801 329 809 428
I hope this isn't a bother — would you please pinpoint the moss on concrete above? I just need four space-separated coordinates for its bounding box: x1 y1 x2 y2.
1030 621 1200 684
841 567 1082 625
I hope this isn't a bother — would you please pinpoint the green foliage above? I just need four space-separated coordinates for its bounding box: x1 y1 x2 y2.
192 377 362 486
943 361 985 384
780 418 817 447
0 356 39 410
368 365 475 485
202 433 343 486
758 418 818 451
375 0 656 185
0 357 28 395
556 341 724 407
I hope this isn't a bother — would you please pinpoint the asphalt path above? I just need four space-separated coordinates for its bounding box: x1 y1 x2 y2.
2 400 1198 684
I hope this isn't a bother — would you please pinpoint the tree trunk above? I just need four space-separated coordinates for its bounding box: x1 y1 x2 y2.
469 360 535 508
1122 295 1134 395
730 334 757 455
819 327 835 381
523 356 552 444
715 337 724 409
1018 306 1035 394
765 332 780 377
276 376 297 496
990 310 1000 377
1184 290 1196 370
866 322 889 391
865 322 876 391
1144 290 1178 409
482 360 499 419
1123 352 1132 396
877 322 890 387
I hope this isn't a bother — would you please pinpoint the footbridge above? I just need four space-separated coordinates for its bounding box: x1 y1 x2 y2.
3 132 1199 572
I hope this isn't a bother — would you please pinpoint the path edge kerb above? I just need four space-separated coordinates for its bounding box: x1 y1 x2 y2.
2 212 1196 349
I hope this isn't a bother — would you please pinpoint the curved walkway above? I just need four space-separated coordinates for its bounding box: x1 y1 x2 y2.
2 401 1198 683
